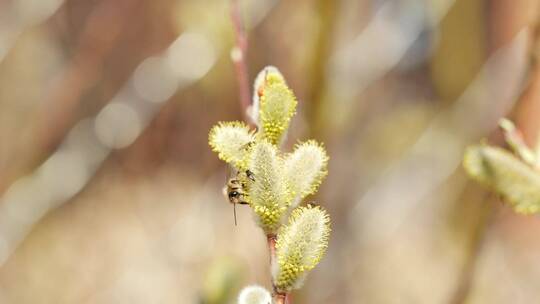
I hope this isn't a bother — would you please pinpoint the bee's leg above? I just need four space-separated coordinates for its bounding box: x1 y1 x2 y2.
246 170 255 181
233 203 238 226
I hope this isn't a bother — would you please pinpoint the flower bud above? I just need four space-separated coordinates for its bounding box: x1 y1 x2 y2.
237 285 272 304
463 144 540 214
499 118 536 166
273 205 330 292
248 140 289 233
209 121 255 170
253 66 297 145
284 140 329 208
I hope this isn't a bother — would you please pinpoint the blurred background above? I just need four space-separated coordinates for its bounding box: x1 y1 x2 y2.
0 0 539 303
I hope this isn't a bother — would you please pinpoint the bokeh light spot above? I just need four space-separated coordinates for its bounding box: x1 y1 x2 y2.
95 102 142 149
167 32 216 82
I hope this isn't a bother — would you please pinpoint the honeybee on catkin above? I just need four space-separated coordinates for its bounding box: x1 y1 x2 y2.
223 168 255 225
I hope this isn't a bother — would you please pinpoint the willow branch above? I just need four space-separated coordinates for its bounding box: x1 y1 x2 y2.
0 0 139 193
449 4 540 304
274 293 290 304
267 234 291 304
229 1 289 301
230 0 254 125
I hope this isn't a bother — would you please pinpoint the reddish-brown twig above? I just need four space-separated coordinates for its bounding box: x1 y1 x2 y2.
274 293 291 304
267 234 291 304
230 1 288 301
229 0 254 125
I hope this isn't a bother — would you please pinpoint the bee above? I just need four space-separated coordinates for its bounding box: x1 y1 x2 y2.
223 168 255 225
306 201 320 208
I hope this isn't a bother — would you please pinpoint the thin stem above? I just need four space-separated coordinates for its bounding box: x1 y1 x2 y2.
274 294 286 304
229 1 287 301
267 234 291 304
229 0 254 125
273 293 291 304
267 234 276 265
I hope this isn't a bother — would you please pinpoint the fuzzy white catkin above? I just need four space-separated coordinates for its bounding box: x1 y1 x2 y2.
284 140 328 208
251 66 282 126
237 285 272 304
248 140 289 233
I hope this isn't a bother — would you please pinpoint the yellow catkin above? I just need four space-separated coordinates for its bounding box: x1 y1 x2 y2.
284 140 329 207
273 205 330 292
247 140 290 233
258 70 297 145
208 121 255 170
463 144 540 214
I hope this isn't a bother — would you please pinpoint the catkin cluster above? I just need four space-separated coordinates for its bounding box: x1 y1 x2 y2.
209 66 331 295
463 118 540 214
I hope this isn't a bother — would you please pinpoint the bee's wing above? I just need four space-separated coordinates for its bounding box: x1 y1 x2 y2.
224 165 233 198
226 165 239 226
227 164 240 179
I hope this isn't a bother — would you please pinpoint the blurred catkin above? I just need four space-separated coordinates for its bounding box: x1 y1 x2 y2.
463 144 540 214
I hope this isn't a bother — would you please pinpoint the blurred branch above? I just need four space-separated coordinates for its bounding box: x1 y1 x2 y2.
0 0 65 63
0 0 198 267
515 39 540 144
0 0 139 193
306 0 339 138
325 0 456 133
354 29 528 242
447 194 494 304
230 0 253 125
490 0 540 144
448 2 540 303
35 0 138 150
